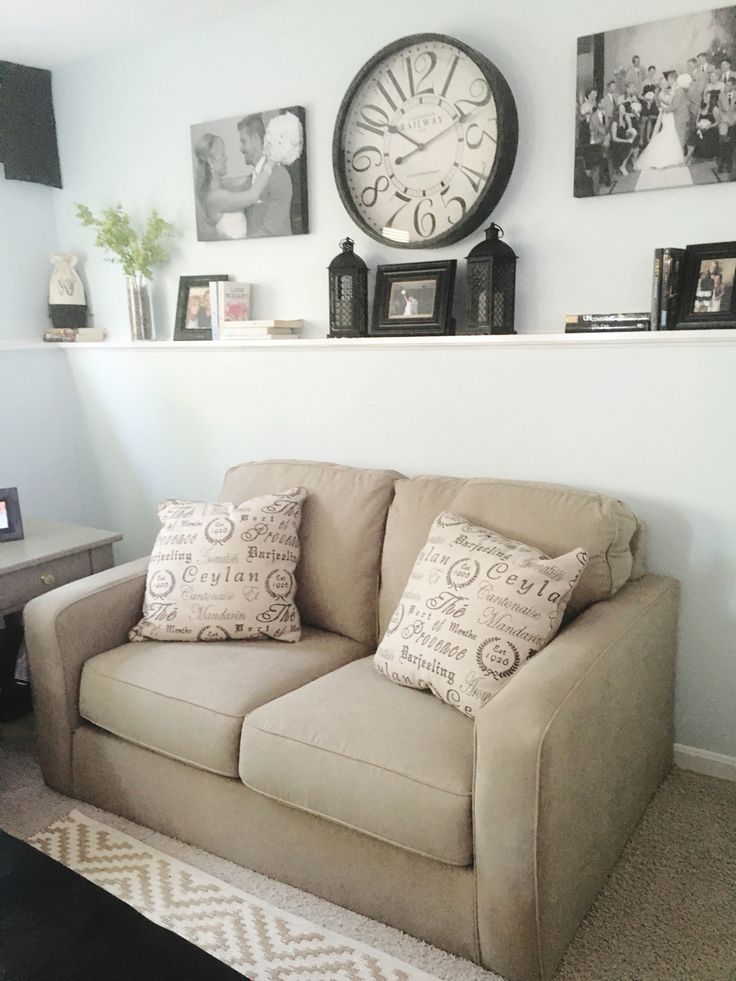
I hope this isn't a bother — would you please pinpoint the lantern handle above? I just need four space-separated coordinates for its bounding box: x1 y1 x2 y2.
340 237 355 253
487 222 504 240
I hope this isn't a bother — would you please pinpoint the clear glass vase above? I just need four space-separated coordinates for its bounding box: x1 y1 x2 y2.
126 274 154 341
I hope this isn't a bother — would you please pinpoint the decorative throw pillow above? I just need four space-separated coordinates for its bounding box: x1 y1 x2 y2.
374 512 589 717
129 487 307 643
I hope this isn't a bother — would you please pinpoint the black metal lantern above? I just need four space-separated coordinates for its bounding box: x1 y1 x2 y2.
328 237 368 338
464 223 518 335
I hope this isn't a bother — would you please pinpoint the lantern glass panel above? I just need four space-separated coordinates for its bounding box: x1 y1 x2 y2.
332 274 355 330
491 262 516 332
468 262 491 326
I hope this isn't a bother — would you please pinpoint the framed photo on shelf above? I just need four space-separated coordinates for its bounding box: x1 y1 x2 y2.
371 260 457 336
675 241 736 330
0 487 24 542
173 275 229 341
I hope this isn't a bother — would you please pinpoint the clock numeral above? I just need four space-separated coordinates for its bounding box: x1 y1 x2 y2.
458 163 487 193
405 56 415 97
440 187 467 225
440 54 460 98
375 79 398 112
385 192 412 230
350 145 382 172
465 123 497 151
414 51 437 95
356 104 390 137
455 78 491 115
361 175 390 208
413 198 437 239
387 68 407 104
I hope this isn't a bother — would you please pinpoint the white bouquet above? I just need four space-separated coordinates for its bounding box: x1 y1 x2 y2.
263 111 304 166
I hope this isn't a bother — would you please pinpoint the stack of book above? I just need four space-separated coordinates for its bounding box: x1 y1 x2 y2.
210 280 301 339
43 327 106 343
650 247 686 331
565 312 650 333
214 319 303 340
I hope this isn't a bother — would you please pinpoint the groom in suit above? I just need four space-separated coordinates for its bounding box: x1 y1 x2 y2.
662 73 692 152
238 115 293 238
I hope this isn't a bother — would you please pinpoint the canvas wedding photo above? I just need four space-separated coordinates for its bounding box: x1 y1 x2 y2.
190 106 308 241
575 6 736 197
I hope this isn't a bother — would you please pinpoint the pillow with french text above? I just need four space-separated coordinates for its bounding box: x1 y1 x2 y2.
129 487 306 643
374 512 588 717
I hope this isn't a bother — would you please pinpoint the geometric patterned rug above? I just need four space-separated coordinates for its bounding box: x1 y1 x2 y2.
29 810 439 981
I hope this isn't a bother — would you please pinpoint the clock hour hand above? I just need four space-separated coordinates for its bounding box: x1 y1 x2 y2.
386 124 425 151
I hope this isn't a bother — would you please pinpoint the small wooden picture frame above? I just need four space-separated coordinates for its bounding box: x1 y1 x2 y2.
371 260 457 336
173 275 229 341
0 487 24 542
675 241 736 330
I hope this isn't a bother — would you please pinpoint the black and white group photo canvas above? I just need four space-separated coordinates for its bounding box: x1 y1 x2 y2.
191 106 308 240
575 6 736 197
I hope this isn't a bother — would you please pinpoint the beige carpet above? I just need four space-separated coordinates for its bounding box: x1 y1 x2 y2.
2 715 735 981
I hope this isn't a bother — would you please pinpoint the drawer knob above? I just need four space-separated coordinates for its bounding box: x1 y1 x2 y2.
40 573 57 586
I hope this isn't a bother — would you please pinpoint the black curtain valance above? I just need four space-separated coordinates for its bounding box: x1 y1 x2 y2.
0 60 61 188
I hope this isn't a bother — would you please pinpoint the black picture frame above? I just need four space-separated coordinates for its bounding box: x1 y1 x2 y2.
0 487 24 542
173 275 229 341
675 241 736 330
371 260 457 336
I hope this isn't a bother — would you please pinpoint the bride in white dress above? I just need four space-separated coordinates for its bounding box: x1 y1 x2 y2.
634 86 685 170
194 134 273 240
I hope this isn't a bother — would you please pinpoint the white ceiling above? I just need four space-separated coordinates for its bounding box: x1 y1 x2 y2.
1 0 259 69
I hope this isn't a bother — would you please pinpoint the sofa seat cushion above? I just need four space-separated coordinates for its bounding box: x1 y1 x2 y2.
79 627 368 778
239 657 474 866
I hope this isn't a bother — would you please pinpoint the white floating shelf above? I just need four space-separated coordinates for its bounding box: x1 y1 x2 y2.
2 330 736 352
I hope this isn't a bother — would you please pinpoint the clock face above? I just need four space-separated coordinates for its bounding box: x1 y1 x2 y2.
333 34 518 248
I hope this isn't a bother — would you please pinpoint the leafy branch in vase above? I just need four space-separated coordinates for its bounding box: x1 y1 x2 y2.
76 203 174 279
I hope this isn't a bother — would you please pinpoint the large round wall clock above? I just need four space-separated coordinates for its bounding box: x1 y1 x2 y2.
332 33 518 249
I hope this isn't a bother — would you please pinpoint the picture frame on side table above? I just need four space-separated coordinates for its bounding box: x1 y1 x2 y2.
371 260 457 336
173 275 229 341
0 488 24 542
675 241 736 330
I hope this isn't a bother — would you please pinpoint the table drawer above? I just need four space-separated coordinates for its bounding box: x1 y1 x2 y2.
0 551 93 613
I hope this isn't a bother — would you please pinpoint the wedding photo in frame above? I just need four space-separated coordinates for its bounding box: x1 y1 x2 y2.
575 6 736 198
675 240 736 329
173 275 229 341
190 106 308 242
0 487 24 542
371 261 457 336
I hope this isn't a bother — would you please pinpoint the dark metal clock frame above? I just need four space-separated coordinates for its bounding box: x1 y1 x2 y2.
332 33 519 249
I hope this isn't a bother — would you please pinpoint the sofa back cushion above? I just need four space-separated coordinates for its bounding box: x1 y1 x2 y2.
220 460 401 646
379 475 642 637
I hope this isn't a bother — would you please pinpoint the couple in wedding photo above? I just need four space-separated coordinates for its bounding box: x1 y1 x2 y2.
191 107 308 241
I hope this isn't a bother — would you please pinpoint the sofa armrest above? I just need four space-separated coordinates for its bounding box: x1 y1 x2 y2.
473 574 679 981
23 556 149 794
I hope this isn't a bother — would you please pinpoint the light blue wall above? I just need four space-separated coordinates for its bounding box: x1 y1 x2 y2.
0 174 58 338
2 0 736 758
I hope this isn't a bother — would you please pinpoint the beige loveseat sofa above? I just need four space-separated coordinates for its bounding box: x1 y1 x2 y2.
24 460 679 981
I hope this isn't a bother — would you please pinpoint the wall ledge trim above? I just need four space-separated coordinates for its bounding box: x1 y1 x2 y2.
674 743 736 782
3 329 736 353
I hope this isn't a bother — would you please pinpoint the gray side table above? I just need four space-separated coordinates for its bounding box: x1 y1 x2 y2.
0 518 122 720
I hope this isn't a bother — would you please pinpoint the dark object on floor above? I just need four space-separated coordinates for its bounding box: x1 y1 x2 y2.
0 829 248 980
0 615 31 721
0 680 32 722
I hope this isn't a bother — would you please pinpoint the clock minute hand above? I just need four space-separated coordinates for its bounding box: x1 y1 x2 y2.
394 105 484 166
